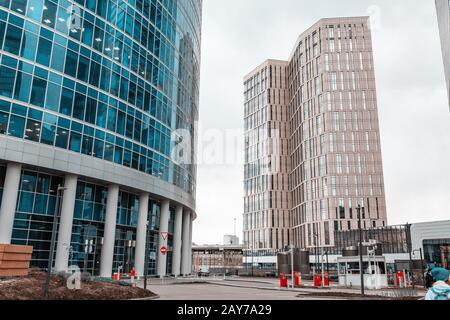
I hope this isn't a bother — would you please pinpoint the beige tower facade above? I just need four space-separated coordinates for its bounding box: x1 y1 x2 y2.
243 17 388 256
244 60 291 254
288 17 387 250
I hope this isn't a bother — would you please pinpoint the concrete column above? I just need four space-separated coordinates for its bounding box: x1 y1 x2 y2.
100 184 119 278
156 200 170 277
188 216 193 275
172 205 183 277
54 174 78 272
181 210 192 276
134 192 149 278
0 162 22 244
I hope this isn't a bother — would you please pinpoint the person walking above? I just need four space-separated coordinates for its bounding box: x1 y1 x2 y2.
425 268 450 301
425 268 434 289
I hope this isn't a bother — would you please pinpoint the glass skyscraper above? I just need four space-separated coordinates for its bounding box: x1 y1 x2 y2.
0 0 201 278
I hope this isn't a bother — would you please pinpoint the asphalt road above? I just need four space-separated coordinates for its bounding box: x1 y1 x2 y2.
148 283 340 300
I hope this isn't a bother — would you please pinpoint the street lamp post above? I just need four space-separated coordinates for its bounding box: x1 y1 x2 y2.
313 233 319 276
290 245 295 289
143 220 151 291
43 185 67 300
321 251 326 287
406 223 415 289
221 248 226 280
357 205 365 295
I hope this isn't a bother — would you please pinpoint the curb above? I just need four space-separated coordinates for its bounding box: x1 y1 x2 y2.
206 281 311 294
130 295 161 301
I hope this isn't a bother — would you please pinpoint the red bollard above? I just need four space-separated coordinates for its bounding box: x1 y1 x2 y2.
314 274 322 287
395 271 405 287
324 272 330 286
294 272 300 287
279 274 288 288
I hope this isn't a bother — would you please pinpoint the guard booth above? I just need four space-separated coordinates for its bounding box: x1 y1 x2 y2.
337 242 388 289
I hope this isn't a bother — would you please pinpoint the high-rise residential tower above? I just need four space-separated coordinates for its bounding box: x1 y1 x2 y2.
0 0 202 278
436 0 450 108
288 17 387 250
244 60 291 259
243 17 388 259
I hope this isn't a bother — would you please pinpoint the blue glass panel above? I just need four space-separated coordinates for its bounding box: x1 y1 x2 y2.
11 103 27 116
25 118 41 142
36 37 52 66
34 194 48 214
57 117 70 129
72 92 85 120
96 102 107 128
55 4 69 34
106 107 116 132
18 192 34 213
81 20 93 47
50 43 65 72
40 123 55 145
30 77 47 107
0 65 15 98
28 108 42 121
24 20 38 33
41 0 57 29
77 55 89 82
43 112 57 124
81 135 93 155
0 20 5 46
69 131 81 152
71 121 82 133
20 172 37 192
60 87 73 116
8 114 25 137
93 139 103 159
20 31 37 61
55 127 69 149
34 66 47 79
0 111 8 133
26 1 43 22
0 1 10 10
112 145 121 164
13 71 32 102
3 24 22 55
82 202 93 220
88 61 100 87
74 200 83 219
64 50 78 77
104 142 114 161
46 196 56 215
45 82 60 111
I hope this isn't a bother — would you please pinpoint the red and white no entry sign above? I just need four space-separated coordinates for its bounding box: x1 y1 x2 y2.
160 246 167 255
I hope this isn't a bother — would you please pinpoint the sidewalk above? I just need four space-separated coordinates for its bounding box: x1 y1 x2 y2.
205 277 426 299
130 276 425 299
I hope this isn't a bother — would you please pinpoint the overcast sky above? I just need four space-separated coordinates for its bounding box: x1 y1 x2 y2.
193 0 450 245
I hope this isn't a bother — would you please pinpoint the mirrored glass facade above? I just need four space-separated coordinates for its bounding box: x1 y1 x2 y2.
0 0 201 278
0 0 200 194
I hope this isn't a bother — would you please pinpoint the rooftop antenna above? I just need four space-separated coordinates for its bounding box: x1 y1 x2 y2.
234 218 237 237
